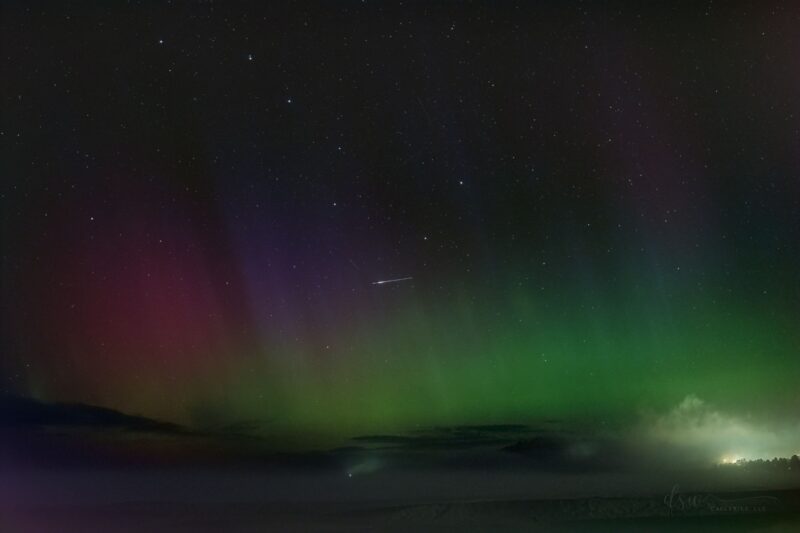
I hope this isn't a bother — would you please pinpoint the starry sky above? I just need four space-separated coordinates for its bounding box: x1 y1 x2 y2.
2 2 800 455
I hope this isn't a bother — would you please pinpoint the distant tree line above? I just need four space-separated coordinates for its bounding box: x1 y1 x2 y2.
717 455 800 472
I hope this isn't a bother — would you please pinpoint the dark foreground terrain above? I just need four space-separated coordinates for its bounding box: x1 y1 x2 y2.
4 487 800 532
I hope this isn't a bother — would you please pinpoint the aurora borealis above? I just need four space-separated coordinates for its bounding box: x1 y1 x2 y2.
3 0 800 478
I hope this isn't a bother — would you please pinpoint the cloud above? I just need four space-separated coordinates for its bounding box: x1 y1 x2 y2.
347 423 630 473
0 395 315 469
638 394 800 464
351 424 539 451
0 394 186 434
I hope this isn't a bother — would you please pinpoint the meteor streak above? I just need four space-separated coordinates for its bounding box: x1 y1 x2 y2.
371 277 413 286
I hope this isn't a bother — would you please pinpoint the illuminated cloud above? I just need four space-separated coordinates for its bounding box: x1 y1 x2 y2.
639 395 800 464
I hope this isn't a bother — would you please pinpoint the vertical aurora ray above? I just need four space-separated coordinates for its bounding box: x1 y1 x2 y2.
187 274 799 447
5 180 799 446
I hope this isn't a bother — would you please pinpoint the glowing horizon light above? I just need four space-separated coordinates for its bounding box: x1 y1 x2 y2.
719 454 746 465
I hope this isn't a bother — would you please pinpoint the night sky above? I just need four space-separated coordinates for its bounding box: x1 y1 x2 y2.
2 1 800 463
